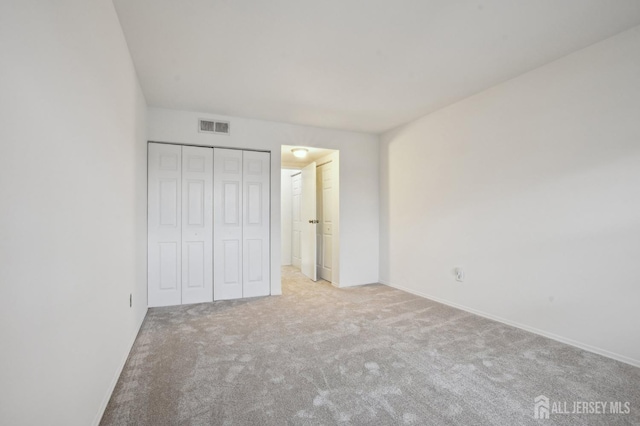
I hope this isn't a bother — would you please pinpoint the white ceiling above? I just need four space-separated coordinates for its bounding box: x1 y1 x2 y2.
281 145 336 169
113 0 640 134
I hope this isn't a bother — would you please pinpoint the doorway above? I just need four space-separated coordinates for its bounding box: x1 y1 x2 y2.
281 145 339 284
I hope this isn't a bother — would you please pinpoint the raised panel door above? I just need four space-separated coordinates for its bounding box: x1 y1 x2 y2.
320 162 333 282
291 173 302 268
300 161 317 281
181 146 213 304
214 149 243 300
243 150 270 297
148 143 182 307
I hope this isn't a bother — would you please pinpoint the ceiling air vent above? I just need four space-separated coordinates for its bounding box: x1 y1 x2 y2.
198 119 230 135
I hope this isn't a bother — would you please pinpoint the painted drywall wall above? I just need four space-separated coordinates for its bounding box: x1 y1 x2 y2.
148 107 379 289
0 1 148 425
380 26 640 366
281 169 293 265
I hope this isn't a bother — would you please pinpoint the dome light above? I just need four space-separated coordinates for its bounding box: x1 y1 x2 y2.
291 148 308 158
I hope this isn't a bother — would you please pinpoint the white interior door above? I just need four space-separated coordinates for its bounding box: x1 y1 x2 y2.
148 143 182 307
316 165 323 278
213 148 243 300
320 162 333 282
242 151 270 297
181 146 213 304
291 172 302 268
300 161 317 281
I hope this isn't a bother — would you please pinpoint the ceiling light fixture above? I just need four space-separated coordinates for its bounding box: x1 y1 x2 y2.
291 148 308 158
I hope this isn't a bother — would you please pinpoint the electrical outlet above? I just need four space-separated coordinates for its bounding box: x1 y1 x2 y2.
130 293 132 307
454 267 464 282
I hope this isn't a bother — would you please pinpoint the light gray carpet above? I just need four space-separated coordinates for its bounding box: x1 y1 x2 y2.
102 267 640 425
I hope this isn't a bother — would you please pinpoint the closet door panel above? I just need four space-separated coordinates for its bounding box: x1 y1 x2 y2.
148 143 182 307
242 151 270 298
214 149 243 300
181 146 213 304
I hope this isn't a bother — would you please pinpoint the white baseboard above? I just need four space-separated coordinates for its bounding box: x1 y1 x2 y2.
92 309 148 426
335 280 378 289
380 280 640 368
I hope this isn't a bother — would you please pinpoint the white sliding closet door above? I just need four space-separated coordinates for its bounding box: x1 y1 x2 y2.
243 151 270 298
148 143 182 307
181 146 213 304
213 149 243 300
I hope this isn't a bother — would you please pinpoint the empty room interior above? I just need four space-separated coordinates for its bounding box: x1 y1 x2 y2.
2 1 640 425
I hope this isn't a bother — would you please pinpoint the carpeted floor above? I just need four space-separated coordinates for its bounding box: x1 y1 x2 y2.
102 266 640 425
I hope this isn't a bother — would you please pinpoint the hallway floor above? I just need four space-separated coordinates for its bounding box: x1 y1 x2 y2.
102 267 640 425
